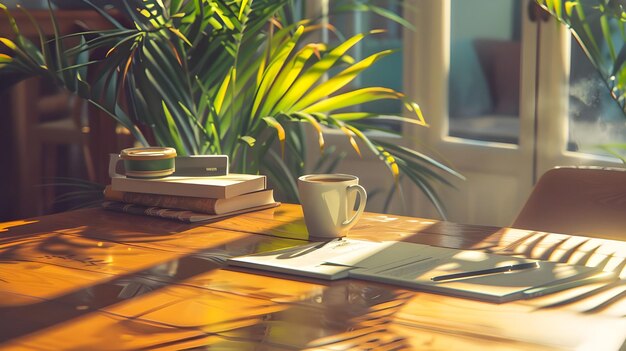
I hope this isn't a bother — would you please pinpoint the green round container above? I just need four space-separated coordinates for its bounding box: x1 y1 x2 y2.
120 147 176 178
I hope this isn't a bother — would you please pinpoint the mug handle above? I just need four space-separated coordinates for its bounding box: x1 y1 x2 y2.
342 184 367 226
108 153 123 178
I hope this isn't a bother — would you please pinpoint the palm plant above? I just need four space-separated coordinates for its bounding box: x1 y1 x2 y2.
0 0 461 216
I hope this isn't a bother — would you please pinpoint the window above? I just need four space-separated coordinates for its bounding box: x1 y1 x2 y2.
567 38 626 157
448 0 522 144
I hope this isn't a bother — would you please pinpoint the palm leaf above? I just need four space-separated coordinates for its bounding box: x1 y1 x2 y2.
301 87 402 113
251 25 304 118
272 30 376 113
292 49 395 111
262 116 286 158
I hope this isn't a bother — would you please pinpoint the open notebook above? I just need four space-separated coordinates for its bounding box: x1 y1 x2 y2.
227 239 606 303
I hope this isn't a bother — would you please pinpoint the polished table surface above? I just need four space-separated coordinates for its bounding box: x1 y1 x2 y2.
1 203 625 350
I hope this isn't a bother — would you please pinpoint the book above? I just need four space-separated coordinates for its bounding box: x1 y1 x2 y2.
110 173 267 199
102 201 280 223
227 239 601 303
103 186 275 215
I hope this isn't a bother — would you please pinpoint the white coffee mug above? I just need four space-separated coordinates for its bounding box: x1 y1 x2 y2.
297 174 367 238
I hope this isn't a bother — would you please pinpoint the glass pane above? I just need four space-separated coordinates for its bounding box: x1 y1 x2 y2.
448 0 522 144
568 37 626 157
327 1 404 131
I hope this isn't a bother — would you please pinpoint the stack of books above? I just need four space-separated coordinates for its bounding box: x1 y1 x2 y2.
102 174 278 223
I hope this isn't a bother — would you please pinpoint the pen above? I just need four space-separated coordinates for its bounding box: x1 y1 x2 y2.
522 271 616 298
431 262 540 282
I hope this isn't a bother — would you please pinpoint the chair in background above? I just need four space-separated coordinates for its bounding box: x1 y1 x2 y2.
11 77 95 216
2 11 132 219
513 166 626 241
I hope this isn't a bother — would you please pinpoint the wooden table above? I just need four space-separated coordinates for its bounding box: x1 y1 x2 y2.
0 203 625 350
